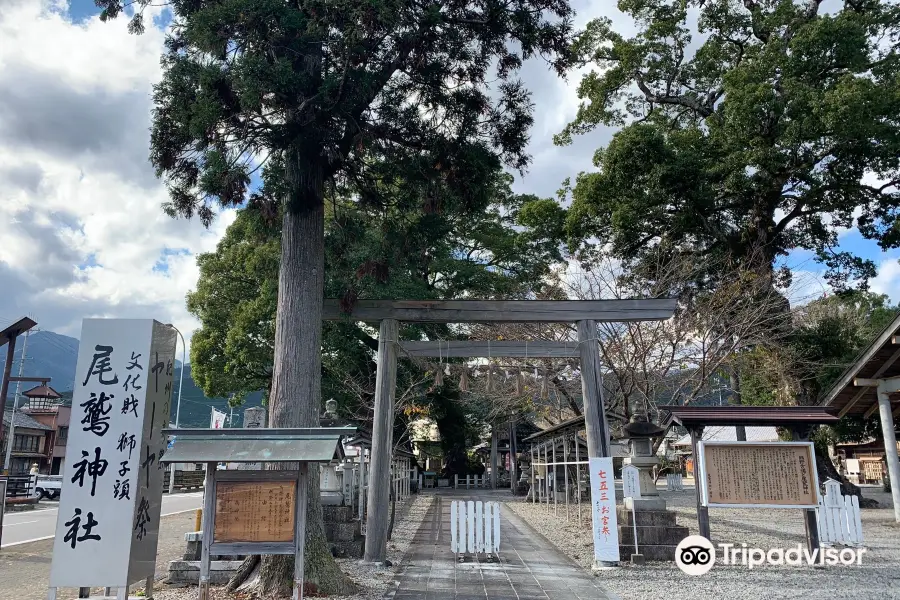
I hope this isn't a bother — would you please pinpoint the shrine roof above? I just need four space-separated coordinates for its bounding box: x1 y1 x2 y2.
821 310 900 417
659 405 839 429
161 427 356 463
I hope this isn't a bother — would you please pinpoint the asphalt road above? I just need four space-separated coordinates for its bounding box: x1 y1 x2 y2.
1 491 204 547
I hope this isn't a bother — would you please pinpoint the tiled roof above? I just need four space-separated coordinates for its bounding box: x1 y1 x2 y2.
1 409 52 431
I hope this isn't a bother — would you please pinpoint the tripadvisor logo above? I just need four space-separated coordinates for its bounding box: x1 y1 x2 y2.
675 535 867 575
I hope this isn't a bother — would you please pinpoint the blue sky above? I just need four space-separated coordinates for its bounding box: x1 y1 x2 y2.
1 0 898 357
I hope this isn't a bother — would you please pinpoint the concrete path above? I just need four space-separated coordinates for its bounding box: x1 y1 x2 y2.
390 490 617 600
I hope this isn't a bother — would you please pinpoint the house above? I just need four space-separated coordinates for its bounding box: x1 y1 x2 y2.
20 385 70 475
1 409 53 475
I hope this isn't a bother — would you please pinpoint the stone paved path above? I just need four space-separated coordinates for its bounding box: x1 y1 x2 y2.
390 490 618 600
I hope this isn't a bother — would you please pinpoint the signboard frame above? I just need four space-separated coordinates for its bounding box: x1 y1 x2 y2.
209 469 300 555
698 441 820 509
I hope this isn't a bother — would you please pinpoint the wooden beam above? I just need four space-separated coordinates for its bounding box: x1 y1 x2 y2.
399 340 581 358
323 298 676 323
7 376 50 383
839 346 900 417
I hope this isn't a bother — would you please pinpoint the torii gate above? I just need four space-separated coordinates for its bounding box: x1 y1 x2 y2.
323 298 677 562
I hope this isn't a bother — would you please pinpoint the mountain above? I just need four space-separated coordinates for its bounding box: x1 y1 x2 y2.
1 330 265 426
0 330 79 393
169 364 265 428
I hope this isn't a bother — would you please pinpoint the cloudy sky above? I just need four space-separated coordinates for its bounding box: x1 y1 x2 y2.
1 0 898 357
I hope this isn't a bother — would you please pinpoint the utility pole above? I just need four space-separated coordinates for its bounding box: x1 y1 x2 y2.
3 329 30 472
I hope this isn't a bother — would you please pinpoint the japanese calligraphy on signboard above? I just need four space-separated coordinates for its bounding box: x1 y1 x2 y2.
588 457 619 563
699 442 819 508
49 319 176 589
214 481 296 543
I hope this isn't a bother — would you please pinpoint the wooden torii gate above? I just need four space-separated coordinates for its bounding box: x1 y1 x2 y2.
323 298 677 563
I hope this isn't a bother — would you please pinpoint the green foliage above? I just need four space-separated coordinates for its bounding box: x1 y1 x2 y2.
101 0 574 221
555 0 900 289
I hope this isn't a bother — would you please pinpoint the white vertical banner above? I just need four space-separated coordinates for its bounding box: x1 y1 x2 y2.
49 319 176 588
210 408 227 429
588 457 619 563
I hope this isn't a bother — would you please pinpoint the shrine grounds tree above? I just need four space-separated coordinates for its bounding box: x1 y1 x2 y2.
554 0 900 292
98 0 574 594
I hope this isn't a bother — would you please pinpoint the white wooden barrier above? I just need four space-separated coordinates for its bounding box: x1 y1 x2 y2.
454 474 486 489
666 473 684 491
450 500 500 555
816 479 864 547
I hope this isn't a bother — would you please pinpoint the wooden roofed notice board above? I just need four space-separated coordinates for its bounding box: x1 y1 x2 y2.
214 481 296 543
699 442 819 508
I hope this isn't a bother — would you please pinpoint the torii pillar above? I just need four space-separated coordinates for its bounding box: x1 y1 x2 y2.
854 377 900 522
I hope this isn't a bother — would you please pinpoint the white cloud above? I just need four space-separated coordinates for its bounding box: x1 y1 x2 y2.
869 255 900 302
0 0 234 354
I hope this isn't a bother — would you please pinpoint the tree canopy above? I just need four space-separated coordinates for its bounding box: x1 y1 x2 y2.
554 0 900 290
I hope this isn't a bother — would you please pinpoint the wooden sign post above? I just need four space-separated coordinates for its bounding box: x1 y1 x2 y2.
697 441 821 552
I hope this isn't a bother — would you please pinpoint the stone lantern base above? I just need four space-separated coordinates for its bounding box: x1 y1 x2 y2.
618 457 688 561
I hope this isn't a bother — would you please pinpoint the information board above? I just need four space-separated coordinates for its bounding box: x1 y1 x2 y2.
214 481 295 542
49 319 175 588
699 442 819 508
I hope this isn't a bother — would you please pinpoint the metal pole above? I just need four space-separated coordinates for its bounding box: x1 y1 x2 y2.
564 434 570 522
575 432 581 524
544 442 549 511
3 330 29 472
167 324 186 494
552 436 558 515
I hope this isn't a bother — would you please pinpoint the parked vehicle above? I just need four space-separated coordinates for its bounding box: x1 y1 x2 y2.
34 474 63 500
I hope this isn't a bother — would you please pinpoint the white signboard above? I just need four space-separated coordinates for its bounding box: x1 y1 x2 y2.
622 465 641 500
588 456 619 563
49 319 176 589
211 408 227 429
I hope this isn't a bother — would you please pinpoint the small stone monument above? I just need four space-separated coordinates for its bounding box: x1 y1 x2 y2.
617 413 688 561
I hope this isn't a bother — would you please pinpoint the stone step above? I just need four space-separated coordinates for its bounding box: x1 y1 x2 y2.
323 505 354 523
617 524 690 546
616 508 677 527
325 521 360 542
618 544 679 562
167 560 242 585
329 538 364 559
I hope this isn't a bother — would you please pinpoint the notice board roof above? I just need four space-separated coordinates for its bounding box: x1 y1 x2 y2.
821 310 900 417
660 405 839 429
161 427 356 463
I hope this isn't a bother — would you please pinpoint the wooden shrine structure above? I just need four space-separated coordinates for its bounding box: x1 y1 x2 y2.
822 309 900 523
660 405 839 549
162 426 354 600
323 298 677 563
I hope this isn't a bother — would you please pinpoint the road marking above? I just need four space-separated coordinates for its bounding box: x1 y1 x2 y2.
0 535 53 548
3 520 38 527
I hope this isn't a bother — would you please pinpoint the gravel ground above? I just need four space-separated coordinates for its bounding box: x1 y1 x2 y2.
508 487 900 600
153 493 435 600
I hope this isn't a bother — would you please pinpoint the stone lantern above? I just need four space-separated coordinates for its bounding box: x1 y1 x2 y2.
621 412 666 509
616 412 689 561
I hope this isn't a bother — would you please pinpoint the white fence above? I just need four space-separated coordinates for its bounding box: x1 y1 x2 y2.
666 473 684 491
450 500 500 555
454 474 487 489
817 479 864 547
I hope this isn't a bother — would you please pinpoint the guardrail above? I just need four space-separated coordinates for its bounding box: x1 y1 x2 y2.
1 475 36 498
